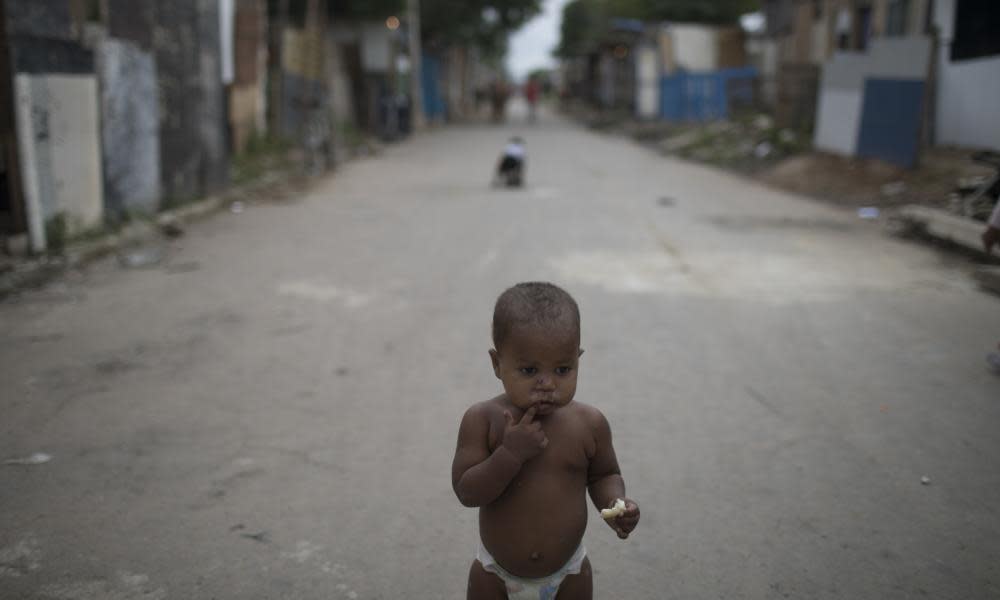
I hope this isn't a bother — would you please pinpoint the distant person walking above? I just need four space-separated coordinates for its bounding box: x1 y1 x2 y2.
524 76 540 123
491 79 509 124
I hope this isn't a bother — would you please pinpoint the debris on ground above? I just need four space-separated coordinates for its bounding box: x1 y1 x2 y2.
857 207 880 220
230 201 246 214
4 452 52 465
240 531 270 543
157 215 185 238
881 181 907 197
117 245 165 269
921 476 931 485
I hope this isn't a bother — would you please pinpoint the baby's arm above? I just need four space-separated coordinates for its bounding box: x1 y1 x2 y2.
452 404 545 507
586 408 640 539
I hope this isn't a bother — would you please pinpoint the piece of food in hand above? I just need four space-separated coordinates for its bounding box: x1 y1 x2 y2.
601 498 626 519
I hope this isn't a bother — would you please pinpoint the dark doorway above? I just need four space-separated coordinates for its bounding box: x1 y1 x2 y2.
0 2 26 236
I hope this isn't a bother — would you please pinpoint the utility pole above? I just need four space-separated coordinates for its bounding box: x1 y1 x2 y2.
407 0 425 130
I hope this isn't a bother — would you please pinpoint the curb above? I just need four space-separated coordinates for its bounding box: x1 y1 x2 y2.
0 170 287 299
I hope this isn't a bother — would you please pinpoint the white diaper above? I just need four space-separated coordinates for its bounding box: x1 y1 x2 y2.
476 542 587 600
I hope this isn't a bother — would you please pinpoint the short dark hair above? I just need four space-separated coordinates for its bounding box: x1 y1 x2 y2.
492 282 580 349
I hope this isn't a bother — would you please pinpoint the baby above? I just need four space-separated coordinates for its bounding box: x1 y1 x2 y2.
494 137 525 187
452 282 640 599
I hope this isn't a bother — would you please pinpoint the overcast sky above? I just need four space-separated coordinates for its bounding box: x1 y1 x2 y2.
505 0 570 81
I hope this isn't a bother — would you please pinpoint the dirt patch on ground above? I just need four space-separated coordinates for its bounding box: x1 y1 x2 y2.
757 146 994 210
564 102 995 215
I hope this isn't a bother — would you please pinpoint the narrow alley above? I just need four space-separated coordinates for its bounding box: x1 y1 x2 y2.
2 104 999 599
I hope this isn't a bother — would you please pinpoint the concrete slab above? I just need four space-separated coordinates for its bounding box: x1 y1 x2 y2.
896 204 989 252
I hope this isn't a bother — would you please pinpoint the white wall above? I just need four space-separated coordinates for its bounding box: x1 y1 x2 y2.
933 0 1000 150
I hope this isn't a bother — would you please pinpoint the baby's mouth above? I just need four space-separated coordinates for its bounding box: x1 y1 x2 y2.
532 395 557 408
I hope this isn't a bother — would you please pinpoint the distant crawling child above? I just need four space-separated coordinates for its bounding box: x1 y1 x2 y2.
452 282 640 599
494 137 525 187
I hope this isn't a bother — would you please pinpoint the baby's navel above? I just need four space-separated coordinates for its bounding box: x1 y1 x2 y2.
529 551 541 561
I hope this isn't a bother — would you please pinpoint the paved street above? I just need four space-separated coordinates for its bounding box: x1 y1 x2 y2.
2 104 999 599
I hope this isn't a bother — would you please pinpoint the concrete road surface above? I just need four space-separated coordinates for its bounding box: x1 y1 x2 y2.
3 105 999 599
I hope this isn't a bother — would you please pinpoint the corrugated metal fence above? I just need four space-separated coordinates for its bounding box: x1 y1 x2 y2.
660 67 757 121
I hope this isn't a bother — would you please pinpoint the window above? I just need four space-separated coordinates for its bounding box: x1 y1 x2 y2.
951 0 1000 61
886 0 909 36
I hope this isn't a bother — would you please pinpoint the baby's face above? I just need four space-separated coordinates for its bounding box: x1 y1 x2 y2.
490 324 581 417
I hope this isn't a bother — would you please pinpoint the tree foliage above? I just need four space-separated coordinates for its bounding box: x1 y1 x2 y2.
556 0 759 57
328 0 404 20
328 0 542 59
420 0 543 57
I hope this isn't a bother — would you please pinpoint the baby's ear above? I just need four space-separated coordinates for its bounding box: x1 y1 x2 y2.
578 348 585 358
489 349 501 377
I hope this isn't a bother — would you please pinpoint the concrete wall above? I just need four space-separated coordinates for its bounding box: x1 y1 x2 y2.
97 38 161 217
932 0 1000 150
155 0 228 201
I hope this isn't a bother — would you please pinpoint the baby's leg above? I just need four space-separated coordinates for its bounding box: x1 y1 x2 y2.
467 560 508 600
555 557 592 600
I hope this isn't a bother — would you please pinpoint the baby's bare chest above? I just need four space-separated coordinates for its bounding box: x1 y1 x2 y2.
490 413 594 473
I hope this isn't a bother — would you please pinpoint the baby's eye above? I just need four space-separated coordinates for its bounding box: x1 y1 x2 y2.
519 367 537 376
555 366 573 375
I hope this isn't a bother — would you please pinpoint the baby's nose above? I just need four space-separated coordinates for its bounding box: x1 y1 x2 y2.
536 375 555 389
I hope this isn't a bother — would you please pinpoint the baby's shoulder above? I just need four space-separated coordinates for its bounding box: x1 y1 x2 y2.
460 396 508 442
566 401 607 430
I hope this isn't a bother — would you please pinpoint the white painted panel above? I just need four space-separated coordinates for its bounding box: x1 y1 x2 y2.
813 87 862 156
45 76 103 229
361 23 391 72
822 52 869 91
15 74 104 234
635 46 659 119
671 25 718 71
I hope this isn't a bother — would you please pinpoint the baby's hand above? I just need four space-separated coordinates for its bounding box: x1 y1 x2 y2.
605 498 640 539
501 407 548 463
